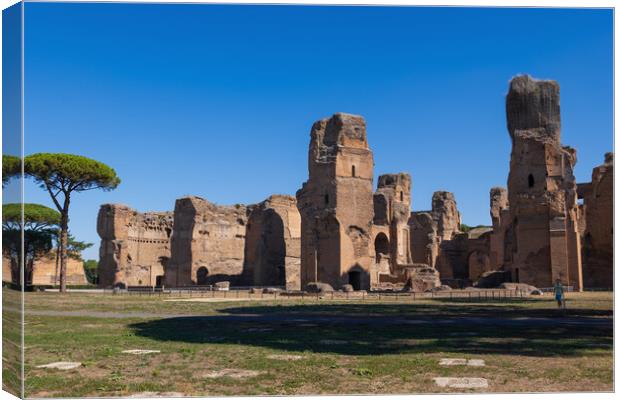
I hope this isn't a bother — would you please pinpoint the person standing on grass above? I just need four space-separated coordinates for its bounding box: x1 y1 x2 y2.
554 279 566 309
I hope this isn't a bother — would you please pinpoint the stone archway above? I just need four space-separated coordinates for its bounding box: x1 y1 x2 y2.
196 266 209 285
348 270 361 290
374 233 389 264
347 264 366 290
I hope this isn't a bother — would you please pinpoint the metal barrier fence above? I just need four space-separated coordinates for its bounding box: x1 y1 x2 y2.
539 286 575 293
124 285 286 293
104 286 531 302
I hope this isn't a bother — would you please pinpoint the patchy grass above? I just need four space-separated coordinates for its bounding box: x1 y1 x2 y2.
2 287 22 397
14 290 614 397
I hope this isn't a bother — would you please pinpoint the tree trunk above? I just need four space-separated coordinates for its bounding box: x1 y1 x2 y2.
54 245 60 286
59 196 70 293
10 257 19 286
26 258 34 287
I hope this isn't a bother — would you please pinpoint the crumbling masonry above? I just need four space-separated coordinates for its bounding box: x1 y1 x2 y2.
96 75 612 291
500 76 583 289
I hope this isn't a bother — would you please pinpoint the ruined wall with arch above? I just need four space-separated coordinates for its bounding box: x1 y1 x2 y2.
243 195 301 290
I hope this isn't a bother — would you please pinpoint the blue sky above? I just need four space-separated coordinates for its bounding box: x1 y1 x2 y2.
18 4 613 261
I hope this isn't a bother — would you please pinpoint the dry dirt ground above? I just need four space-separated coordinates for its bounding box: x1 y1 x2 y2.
2 290 613 397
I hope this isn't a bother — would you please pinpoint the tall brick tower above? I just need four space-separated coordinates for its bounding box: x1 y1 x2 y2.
296 113 374 290
504 75 583 290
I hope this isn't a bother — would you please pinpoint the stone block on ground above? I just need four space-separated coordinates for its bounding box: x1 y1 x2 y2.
122 349 161 355
499 282 540 294
433 377 488 389
203 369 260 379
306 282 334 293
439 358 467 366
36 362 81 370
266 354 305 361
439 358 486 367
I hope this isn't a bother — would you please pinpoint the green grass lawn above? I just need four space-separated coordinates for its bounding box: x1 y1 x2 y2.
2 288 22 397
9 290 614 397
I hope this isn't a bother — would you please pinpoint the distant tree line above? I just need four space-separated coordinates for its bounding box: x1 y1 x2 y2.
459 223 492 233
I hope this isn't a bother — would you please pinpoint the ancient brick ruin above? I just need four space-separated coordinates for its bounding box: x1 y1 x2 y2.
97 195 301 289
578 153 614 288
166 196 248 287
475 75 613 290
98 204 173 287
409 191 494 287
496 76 582 289
2 254 86 286
96 75 612 291
243 195 301 290
295 114 441 291
296 113 375 290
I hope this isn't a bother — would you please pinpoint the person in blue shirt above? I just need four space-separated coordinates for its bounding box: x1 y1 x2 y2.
553 279 565 309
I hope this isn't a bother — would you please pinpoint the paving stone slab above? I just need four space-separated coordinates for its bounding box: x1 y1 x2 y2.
433 377 488 389
122 349 161 355
36 362 81 370
266 354 305 361
203 369 260 379
439 358 467 366
439 358 485 367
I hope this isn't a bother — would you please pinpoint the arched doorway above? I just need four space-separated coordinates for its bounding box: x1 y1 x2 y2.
348 270 362 290
374 233 389 263
196 267 209 285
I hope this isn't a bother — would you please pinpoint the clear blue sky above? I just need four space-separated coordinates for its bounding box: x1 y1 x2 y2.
20 4 613 261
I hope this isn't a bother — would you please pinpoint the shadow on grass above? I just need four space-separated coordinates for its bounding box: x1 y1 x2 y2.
218 301 613 318
129 303 612 358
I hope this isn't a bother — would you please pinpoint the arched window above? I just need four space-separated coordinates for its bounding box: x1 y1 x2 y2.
352 165 356 177
324 193 329 206
400 191 404 202
528 174 535 188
